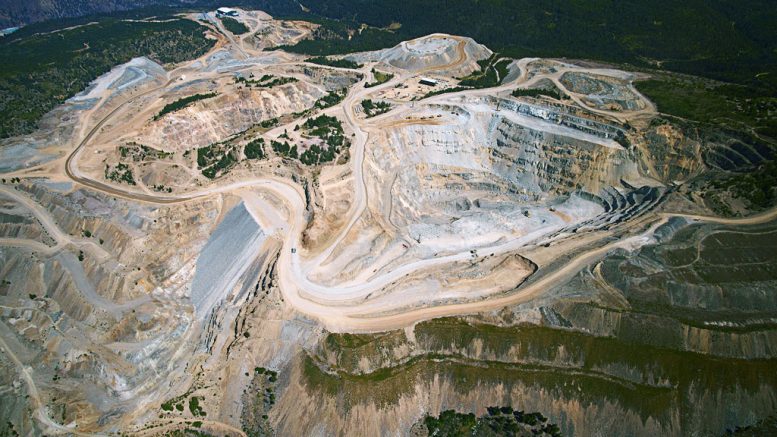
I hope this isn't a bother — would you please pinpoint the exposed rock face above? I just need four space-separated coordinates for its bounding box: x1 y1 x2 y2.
0 181 224 432
302 163 355 250
190 202 266 318
246 17 319 50
281 218 777 437
560 71 646 111
304 94 662 295
138 81 325 152
276 334 777 437
2 15 776 437
346 34 492 76
0 194 55 244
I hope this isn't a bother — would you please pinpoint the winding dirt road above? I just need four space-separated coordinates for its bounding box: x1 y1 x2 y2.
7 18 777 337
3 13 777 436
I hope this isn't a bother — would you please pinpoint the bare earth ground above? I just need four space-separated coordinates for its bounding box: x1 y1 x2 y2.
0 7 775 436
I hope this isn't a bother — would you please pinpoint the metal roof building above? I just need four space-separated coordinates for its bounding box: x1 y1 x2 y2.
216 7 239 17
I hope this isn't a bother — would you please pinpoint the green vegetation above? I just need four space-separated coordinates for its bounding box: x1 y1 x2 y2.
707 160 777 211
457 54 511 88
173 120 278 180
424 407 561 437
160 428 214 437
648 224 777 287
220 17 249 35
636 77 777 139
254 367 279 385
188 396 205 417
1 420 19 437
424 410 475 436
365 68 394 88
274 16 404 56
724 414 777 436
278 0 777 92
303 307 777 426
584 219 777 336
154 93 218 121
161 398 185 413
271 140 298 159
326 333 382 349
306 56 362 69
5 0 772 141
635 76 776 212
313 89 347 110
254 367 278 386
244 138 266 160
512 87 564 101
235 74 298 89
420 86 470 99
197 140 239 179
0 15 214 138
416 56 512 99
119 142 174 161
266 115 348 165
152 184 173 193
258 118 279 129
160 389 194 416
104 163 135 185
299 115 347 165
289 89 348 121
360 99 392 118
243 367 280 435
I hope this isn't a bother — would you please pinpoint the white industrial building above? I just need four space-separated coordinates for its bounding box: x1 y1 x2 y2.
419 77 439 86
216 7 239 17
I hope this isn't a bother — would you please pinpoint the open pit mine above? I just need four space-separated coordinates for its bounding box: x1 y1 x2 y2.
1 8 777 437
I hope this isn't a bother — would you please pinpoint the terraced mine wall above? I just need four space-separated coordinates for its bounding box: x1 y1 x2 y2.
490 116 636 196
497 98 628 145
282 218 777 436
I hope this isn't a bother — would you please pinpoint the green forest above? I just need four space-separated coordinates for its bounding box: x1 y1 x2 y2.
0 15 214 138
220 16 248 35
306 56 362 70
2 0 776 142
273 0 777 92
154 93 217 121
